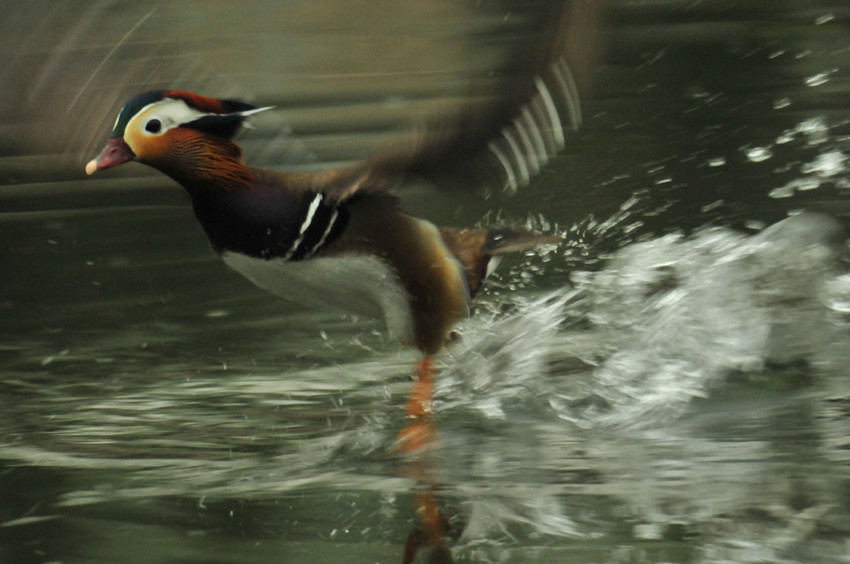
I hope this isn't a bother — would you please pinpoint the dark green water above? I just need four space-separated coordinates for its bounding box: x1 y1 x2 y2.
2 2 850 563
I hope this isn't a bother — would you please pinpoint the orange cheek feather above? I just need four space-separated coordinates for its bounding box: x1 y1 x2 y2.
127 128 203 166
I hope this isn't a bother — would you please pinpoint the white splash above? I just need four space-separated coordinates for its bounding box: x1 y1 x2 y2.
438 291 574 420
566 212 846 428
441 212 847 431
769 117 849 198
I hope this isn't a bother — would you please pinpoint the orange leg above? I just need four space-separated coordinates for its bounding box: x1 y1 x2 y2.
395 357 453 561
407 357 435 419
396 357 438 452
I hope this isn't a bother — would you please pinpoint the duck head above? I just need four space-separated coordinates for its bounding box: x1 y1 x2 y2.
86 90 272 179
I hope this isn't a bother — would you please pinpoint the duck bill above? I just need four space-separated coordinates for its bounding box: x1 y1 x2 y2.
85 138 136 175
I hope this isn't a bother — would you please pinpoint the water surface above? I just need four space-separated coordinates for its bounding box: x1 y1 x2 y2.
2 2 850 563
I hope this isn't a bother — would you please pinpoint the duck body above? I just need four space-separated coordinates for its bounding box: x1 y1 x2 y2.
210 188 470 355
84 6 596 552
86 90 552 354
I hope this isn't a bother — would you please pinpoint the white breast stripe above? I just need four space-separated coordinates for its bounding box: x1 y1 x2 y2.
284 192 324 260
305 208 339 259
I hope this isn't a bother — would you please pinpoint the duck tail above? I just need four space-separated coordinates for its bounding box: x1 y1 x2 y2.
440 226 562 298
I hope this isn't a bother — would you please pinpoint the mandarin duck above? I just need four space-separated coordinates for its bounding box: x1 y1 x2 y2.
85 1 597 436
84 87 562 417
85 5 599 558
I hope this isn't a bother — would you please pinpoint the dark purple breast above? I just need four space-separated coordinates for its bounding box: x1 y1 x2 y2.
189 185 348 261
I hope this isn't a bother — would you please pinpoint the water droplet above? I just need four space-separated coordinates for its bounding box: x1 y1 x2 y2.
707 156 726 167
800 151 847 177
773 97 791 110
798 117 830 145
205 309 230 318
744 146 773 163
815 13 834 25
768 185 795 199
701 200 724 213
634 523 664 540
824 274 850 315
795 178 822 192
806 71 835 87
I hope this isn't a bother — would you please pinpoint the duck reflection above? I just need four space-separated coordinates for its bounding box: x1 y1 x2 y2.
396 363 462 564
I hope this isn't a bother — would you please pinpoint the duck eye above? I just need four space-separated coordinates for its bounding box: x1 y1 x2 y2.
145 118 162 134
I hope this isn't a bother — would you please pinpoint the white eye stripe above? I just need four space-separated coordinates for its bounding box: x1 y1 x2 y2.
126 98 273 137
134 99 215 136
